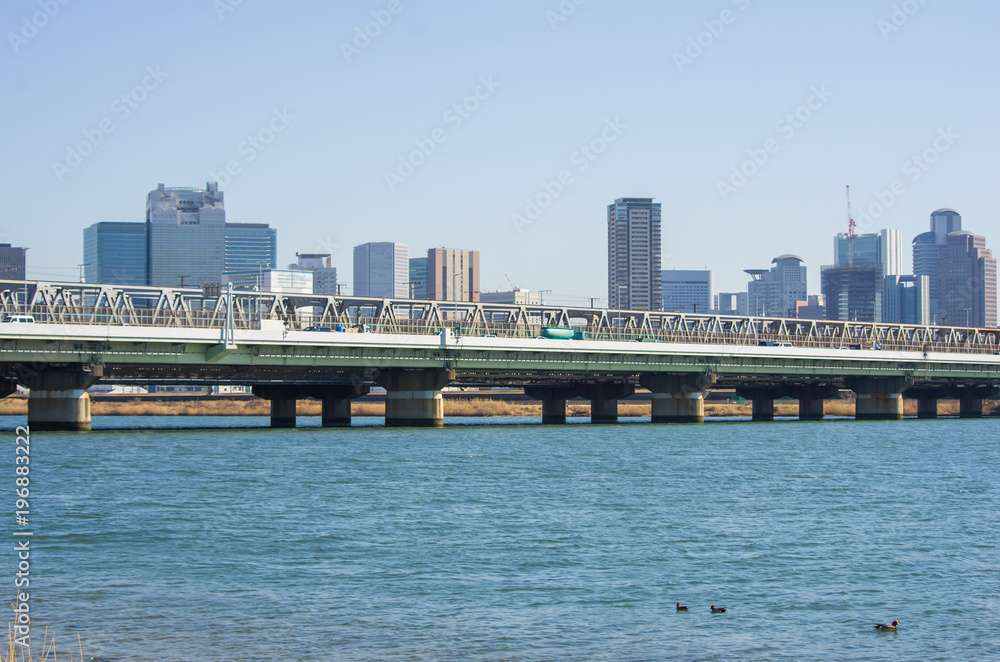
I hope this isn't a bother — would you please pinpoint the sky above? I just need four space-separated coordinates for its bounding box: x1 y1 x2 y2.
2 0 998 305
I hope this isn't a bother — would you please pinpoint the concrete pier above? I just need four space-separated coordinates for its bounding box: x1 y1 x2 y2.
641 373 715 424
23 365 103 431
735 386 782 422
377 369 455 427
916 396 939 419
951 385 999 419
847 378 908 421
795 385 837 421
580 383 635 424
524 386 579 425
319 385 371 428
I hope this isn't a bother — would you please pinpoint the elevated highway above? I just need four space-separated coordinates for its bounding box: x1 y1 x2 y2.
1 280 998 429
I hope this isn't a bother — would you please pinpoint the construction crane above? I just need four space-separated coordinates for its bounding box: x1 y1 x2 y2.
845 185 857 267
504 273 519 292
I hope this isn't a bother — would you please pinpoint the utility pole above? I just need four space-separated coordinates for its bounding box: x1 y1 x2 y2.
538 289 551 306
589 297 600 309
178 275 191 288
78 263 91 283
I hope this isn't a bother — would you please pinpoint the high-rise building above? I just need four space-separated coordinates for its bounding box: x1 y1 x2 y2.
661 270 712 313
408 257 428 299
913 208 962 323
883 275 929 325
224 223 277 282
427 248 480 302
941 231 996 328
145 183 277 289
0 244 28 280
608 197 662 310
745 255 807 318
146 182 227 287
821 264 883 322
834 229 902 277
288 253 337 296
353 242 408 298
83 222 147 285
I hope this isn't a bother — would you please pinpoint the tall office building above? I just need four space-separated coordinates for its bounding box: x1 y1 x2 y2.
353 242 408 298
661 270 712 313
913 208 962 323
821 264 883 322
146 182 227 287
427 248 480 302
941 231 996 328
608 198 661 310
834 229 902 277
884 275 930 325
224 223 277 282
83 222 147 285
0 244 28 280
289 253 338 296
145 183 277 289
745 255 807 318
408 257 428 299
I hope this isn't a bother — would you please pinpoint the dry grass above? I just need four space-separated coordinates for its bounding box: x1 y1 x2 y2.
2 620 83 662
1 394 997 418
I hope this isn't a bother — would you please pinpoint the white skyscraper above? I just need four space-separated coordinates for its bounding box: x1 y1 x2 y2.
353 242 408 298
608 198 662 310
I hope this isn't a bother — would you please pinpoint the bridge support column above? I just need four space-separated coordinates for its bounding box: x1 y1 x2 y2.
794 385 838 421
580 383 635 424
22 365 103 431
376 369 455 427
735 387 784 422
917 396 939 419
950 386 999 419
316 385 371 428
252 385 303 428
847 378 908 421
641 374 715 424
524 386 579 425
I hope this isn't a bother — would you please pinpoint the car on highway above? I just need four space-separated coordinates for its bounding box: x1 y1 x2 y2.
1 315 35 324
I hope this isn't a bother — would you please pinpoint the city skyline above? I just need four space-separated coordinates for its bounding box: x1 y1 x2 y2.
3 2 997 303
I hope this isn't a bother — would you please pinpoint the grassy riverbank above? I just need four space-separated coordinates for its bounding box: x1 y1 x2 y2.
1 395 996 418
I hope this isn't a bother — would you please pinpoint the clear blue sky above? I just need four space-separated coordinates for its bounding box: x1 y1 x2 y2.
2 0 997 304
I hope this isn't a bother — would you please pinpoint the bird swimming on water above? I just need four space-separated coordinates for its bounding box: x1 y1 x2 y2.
874 620 899 630
676 602 688 611
710 605 726 613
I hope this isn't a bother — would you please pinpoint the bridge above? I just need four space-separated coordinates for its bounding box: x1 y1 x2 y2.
1 280 998 430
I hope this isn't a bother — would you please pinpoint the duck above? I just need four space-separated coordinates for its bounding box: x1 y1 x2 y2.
710 605 726 613
874 620 899 630
676 602 689 612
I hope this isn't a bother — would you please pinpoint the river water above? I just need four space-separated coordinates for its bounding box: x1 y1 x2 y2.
3 415 998 661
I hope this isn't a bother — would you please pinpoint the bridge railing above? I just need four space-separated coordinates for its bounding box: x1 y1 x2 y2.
2 280 999 356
